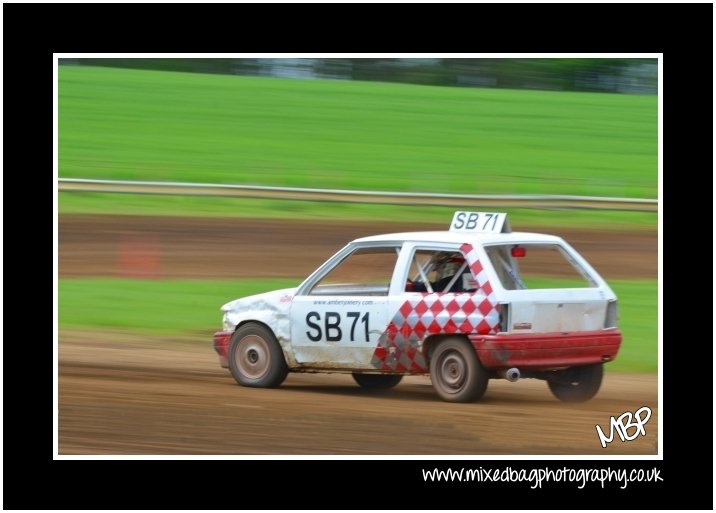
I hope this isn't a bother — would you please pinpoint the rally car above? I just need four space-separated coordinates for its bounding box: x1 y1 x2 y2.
213 212 621 403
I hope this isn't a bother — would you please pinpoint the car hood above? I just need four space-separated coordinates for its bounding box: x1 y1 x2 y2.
221 288 297 314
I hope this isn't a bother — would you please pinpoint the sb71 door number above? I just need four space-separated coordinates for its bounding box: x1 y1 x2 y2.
306 311 370 342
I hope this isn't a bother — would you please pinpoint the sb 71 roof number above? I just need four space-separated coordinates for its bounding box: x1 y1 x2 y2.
450 211 507 233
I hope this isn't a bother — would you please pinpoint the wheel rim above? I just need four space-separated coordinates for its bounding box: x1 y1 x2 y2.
437 351 467 393
235 335 270 379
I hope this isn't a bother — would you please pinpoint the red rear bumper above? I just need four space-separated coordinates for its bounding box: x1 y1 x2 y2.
213 330 232 368
469 329 622 370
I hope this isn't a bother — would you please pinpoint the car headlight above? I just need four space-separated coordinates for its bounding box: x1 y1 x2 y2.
222 312 233 331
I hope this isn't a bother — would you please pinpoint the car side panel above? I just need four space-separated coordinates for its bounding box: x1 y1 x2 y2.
290 296 389 369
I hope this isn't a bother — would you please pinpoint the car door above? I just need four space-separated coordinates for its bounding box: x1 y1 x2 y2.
369 243 477 374
289 244 399 369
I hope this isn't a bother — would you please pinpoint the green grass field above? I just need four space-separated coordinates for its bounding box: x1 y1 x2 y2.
58 277 656 373
59 65 657 201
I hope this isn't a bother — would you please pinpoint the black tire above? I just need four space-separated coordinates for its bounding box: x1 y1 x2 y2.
547 364 603 402
352 373 403 389
228 323 288 388
429 337 488 403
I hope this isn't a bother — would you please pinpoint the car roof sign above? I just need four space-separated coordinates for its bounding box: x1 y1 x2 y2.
449 211 511 234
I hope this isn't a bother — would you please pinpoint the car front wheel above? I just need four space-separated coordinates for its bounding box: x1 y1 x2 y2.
229 323 288 388
547 363 603 402
430 337 488 402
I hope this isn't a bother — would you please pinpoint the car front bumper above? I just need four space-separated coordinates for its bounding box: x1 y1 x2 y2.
213 330 232 368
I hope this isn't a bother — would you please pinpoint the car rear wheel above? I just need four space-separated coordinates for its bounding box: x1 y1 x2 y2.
547 363 603 402
229 323 288 388
430 337 488 402
352 373 403 389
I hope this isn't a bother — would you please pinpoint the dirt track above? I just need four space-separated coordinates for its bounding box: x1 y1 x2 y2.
59 330 657 455
58 215 658 455
59 215 657 279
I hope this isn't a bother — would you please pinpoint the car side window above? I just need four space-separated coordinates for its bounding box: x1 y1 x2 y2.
309 246 399 296
484 243 597 289
405 249 473 293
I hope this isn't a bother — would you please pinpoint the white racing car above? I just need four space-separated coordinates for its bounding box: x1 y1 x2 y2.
213 212 621 403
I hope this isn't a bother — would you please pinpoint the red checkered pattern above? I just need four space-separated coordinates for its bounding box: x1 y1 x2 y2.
370 243 500 372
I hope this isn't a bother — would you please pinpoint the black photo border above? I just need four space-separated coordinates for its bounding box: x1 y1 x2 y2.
3 2 712 510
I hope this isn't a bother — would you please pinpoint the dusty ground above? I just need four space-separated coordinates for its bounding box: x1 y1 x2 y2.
58 215 658 455
59 330 658 455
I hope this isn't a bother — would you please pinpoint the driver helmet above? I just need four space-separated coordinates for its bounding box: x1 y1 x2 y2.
434 253 466 281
